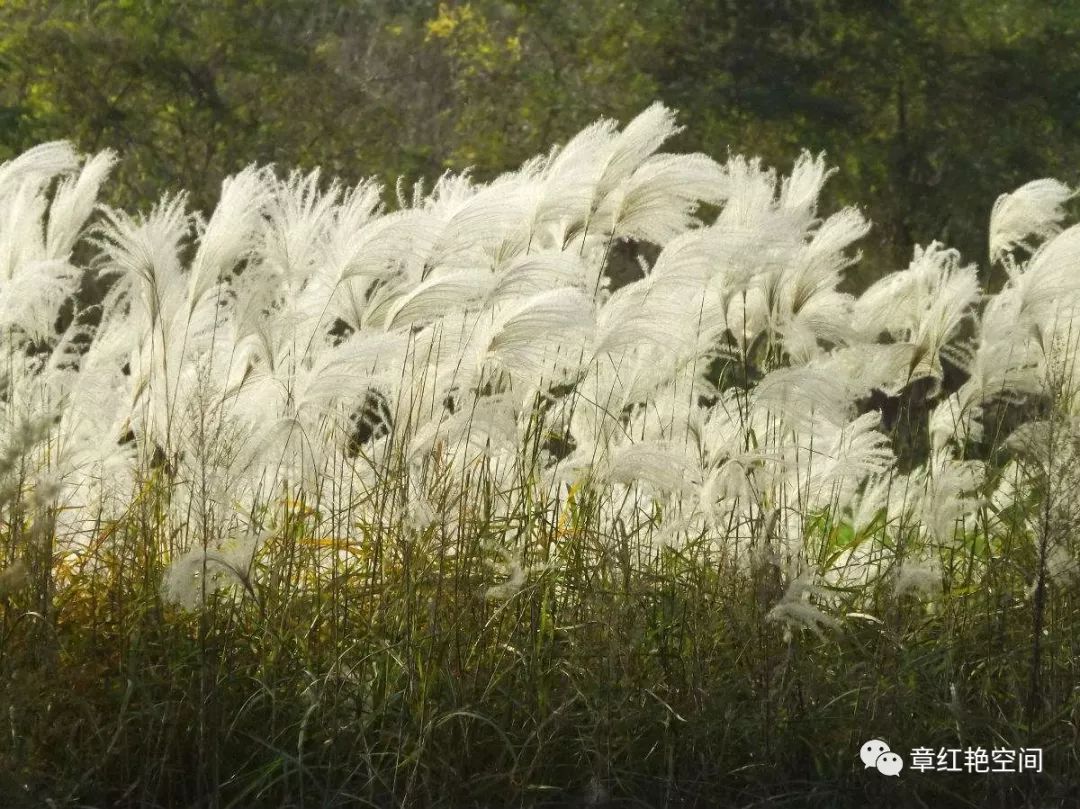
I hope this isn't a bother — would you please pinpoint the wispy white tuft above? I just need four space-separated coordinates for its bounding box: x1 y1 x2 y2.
990 178 1074 263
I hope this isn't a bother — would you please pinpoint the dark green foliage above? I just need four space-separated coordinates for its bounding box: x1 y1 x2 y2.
2 1 1079 282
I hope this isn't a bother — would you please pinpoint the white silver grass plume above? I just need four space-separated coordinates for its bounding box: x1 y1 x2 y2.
990 178 1074 264
0 106 1075 609
766 572 842 642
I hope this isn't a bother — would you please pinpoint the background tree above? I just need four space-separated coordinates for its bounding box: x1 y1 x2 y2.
1 0 1078 282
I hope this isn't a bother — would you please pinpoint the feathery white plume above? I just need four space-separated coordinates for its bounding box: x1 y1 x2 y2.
990 178 1074 263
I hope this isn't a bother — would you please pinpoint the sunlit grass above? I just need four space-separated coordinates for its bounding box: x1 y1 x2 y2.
1 107 1079 807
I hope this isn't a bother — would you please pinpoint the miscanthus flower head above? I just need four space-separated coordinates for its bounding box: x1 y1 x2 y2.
0 104 1075 608
162 532 269 610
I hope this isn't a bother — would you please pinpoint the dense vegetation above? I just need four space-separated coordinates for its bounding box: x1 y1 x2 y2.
1 103 1079 808
2 3 1080 808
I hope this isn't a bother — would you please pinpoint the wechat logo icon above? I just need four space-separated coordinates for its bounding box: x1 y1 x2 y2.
860 739 904 777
